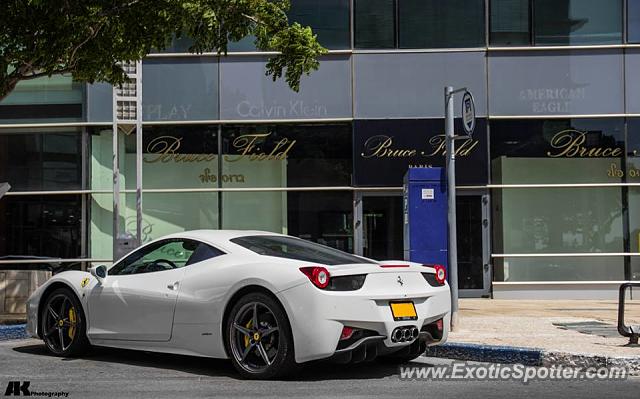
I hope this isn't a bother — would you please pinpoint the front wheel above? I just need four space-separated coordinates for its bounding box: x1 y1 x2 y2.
225 292 297 379
40 287 90 357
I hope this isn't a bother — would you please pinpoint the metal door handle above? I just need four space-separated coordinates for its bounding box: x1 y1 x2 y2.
167 281 179 291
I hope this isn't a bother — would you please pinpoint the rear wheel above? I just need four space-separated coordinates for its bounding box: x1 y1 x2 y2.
40 287 90 357
225 292 296 379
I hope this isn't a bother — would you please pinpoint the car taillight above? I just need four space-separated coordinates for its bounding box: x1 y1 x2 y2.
422 264 447 287
299 266 330 289
434 264 446 285
340 326 355 340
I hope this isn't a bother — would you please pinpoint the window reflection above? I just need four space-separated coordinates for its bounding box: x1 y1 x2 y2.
630 0 640 43
398 0 485 48
533 0 622 45
490 119 625 184
222 123 352 187
0 129 82 191
0 195 82 258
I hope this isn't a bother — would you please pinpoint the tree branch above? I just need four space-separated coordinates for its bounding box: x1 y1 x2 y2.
68 22 106 66
13 68 72 82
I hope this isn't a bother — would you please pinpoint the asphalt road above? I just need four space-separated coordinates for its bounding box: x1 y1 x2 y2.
1 339 639 399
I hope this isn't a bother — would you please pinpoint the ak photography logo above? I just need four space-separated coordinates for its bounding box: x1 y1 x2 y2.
4 381 69 397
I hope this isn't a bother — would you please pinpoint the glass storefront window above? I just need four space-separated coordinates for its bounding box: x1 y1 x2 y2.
626 118 640 279
141 126 219 189
490 119 625 184
493 256 625 282
533 0 622 45
492 187 624 255
154 0 350 52
90 192 220 260
491 118 626 282
490 0 530 45
288 192 353 252
0 195 82 259
362 196 403 260
630 0 640 43
90 193 113 261
288 0 350 49
353 119 488 187
221 124 352 187
222 191 287 233
0 128 83 191
354 0 396 49
141 193 219 242
398 0 485 48
0 75 82 123
142 58 218 121
223 191 353 252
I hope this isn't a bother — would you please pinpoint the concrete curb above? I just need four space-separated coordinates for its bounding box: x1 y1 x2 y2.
425 343 543 366
425 342 640 375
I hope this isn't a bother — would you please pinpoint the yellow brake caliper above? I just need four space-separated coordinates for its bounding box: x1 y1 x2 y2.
243 320 253 348
68 307 76 339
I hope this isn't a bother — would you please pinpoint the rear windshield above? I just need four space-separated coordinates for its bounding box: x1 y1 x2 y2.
230 235 376 265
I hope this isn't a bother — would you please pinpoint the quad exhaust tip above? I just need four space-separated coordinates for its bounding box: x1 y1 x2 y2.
391 326 420 343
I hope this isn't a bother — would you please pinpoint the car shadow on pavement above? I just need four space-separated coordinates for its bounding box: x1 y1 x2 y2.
12 342 416 381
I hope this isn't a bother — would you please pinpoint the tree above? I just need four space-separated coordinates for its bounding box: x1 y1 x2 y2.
0 0 326 102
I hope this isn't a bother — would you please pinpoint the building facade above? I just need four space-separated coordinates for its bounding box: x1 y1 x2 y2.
2 0 640 301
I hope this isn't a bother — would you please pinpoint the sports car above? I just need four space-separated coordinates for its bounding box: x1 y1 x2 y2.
26 230 451 379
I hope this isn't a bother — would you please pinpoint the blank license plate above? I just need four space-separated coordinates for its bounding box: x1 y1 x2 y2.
390 302 417 321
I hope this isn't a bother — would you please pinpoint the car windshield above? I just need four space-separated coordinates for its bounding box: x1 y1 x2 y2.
230 235 376 266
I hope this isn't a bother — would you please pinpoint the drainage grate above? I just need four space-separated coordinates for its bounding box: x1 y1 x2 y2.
553 321 620 338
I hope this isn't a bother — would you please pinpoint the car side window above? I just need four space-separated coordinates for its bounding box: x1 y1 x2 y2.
110 239 198 276
185 243 225 266
109 239 225 275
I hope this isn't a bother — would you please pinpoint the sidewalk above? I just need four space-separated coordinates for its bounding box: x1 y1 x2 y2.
426 299 640 372
452 299 639 357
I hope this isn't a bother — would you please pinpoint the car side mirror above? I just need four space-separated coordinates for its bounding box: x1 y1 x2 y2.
90 264 108 284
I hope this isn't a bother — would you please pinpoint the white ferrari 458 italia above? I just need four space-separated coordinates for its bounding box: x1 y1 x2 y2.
26 230 451 379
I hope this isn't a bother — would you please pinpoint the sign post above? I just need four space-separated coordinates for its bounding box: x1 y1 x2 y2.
444 86 475 331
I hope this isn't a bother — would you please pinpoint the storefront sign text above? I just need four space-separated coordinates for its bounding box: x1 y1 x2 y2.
236 100 328 119
546 130 623 158
519 87 586 114
224 133 296 162
143 133 296 164
144 136 216 163
361 134 479 159
199 168 246 184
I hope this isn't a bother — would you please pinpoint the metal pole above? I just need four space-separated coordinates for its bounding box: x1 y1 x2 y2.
112 124 120 260
135 61 143 246
445 86 459 331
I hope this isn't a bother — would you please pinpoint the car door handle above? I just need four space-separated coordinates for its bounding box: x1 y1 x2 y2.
167 282 179 291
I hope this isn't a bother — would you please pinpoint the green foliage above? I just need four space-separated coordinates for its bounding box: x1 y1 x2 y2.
0 0 326 100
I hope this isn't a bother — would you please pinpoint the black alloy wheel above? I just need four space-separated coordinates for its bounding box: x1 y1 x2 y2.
226 292 296 379
40 287 90 357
